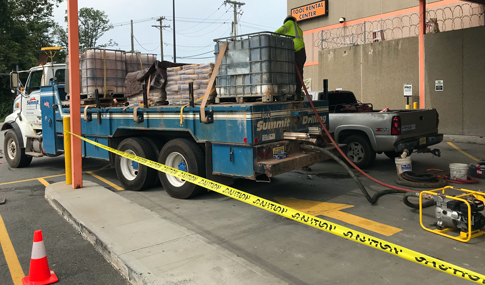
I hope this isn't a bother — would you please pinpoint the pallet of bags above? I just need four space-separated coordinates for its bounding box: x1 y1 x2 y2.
165 63 215 105
127 88 164 106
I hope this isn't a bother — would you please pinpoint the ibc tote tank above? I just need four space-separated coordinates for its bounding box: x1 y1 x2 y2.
214 32 296 103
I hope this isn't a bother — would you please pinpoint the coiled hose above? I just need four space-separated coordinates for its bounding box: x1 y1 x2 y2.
295 66 434 208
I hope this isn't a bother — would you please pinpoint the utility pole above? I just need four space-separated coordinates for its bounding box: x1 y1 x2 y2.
152 17 170 61
173 0 176 62
224 0 245 37
131 20 134 52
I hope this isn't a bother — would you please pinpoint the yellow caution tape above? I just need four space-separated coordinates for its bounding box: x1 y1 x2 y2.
67 130 485 283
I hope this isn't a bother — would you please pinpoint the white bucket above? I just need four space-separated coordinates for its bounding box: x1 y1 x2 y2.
395 157 412 175
449 163 468 180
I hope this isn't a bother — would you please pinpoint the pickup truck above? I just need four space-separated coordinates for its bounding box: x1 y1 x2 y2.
320 90 443 168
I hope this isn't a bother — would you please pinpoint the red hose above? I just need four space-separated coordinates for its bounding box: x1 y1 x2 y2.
295 66 418 193
443 175 478 184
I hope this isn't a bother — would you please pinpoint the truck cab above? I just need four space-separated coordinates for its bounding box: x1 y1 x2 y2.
2 63 66 167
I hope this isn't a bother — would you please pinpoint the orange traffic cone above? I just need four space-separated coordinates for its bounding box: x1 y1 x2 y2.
22 230 58 285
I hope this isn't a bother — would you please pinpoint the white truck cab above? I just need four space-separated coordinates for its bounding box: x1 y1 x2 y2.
2 63 66 167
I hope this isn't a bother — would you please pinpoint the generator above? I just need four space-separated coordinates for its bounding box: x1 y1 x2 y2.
420 187 485 242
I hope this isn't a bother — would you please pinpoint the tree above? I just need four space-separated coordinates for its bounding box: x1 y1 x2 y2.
0 0 62 120
54 7 117 54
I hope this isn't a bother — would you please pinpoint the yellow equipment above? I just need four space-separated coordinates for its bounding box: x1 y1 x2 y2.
420 186 485 242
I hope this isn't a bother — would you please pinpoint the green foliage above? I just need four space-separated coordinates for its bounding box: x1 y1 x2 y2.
54 7 117 57
0 0 62 120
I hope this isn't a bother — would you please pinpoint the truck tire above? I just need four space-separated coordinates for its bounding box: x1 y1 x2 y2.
4 130 32 168
115 137 158 191
141 136 164 187
158 138 205 199
343 135 376 169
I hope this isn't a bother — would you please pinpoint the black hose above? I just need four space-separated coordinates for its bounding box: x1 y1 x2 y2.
401 172 438 182
396 174 447 188
301 144 406 204
403 191 436 209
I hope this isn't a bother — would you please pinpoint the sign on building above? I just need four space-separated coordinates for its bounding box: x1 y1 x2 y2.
291 0 328 22
403 84 412 96
304 78 311 92
435 80 443 91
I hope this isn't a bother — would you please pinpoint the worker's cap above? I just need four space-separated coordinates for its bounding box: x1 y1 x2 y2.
284 15 297 24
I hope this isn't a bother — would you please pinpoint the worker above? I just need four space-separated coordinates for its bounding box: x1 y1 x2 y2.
275 15 306 99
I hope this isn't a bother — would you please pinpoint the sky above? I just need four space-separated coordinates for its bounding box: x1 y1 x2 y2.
53 0 288 63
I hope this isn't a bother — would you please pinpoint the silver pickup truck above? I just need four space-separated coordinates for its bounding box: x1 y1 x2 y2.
321 91 443 168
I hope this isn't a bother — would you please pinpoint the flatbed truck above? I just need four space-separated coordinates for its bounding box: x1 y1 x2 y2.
3 63 333 198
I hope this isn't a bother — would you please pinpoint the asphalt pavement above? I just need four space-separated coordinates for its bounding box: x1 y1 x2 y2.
0 176 129 285
1 125 485 284
0 128 128 285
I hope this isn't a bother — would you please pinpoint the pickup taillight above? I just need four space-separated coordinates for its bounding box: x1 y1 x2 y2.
391 116 401 135
437 112 440 129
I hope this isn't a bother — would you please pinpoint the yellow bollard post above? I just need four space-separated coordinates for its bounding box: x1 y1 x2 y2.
413 102 418 109
63 116 72 185
405 105 411 109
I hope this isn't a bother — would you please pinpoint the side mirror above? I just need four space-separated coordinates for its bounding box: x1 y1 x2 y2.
10 71 18 90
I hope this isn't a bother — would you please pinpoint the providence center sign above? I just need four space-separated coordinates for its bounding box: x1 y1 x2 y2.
291 0 328 21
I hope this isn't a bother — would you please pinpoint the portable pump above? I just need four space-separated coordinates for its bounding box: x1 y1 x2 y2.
434 195 485 232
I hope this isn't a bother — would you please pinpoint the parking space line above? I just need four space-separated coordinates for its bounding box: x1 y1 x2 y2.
37 178 50 186
0 174 65 186
86 171 124 191
0 165 112 187
448 142 480 162
0 215 25 285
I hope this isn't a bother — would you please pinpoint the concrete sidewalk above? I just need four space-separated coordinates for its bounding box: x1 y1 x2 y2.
45 181 285 285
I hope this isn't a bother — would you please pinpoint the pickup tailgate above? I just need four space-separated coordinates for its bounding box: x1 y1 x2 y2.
399 109 438 138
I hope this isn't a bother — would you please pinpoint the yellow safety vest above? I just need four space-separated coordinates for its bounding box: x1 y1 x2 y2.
275 20 305 52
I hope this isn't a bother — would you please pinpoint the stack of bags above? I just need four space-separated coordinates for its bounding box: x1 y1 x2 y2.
166 63 214 105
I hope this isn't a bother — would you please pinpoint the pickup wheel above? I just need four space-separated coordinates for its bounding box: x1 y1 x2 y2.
115 138 158 191
4 130 32 168
343 135 376 169
158 139 205 199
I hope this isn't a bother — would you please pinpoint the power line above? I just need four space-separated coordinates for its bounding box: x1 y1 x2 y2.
240 21 275 30
177 3 225 32
178 50 214 58
178 55 215 60
177 22 230 38
176 15 232 35
134 36 160 52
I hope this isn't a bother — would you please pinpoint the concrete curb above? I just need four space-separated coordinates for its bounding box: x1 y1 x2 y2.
45 182 155 284
45 181 285 285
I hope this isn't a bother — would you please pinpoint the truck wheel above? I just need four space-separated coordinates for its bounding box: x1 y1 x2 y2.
158 139 205 199
4 130 32 168
115 138 158 191
343 135 376 169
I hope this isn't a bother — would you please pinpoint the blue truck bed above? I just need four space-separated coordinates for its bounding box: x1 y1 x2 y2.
40 84 331 180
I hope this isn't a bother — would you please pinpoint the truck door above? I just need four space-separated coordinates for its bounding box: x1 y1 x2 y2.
40 86 59 155
23 70 44 127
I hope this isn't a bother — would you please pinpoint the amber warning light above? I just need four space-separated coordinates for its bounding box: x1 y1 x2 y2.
291 0 328 21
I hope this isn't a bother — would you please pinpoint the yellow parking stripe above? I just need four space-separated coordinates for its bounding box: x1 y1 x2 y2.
0 215 25 285
0 165 112 187
86 171 124 191
0 174 65 186
448 142 480 162
37 178 50 186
